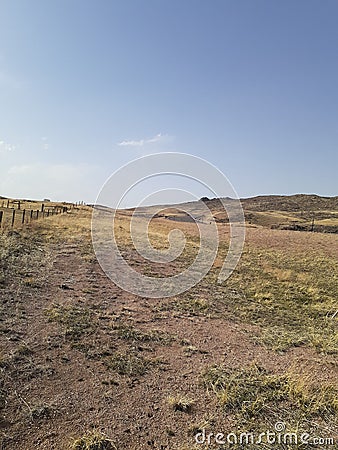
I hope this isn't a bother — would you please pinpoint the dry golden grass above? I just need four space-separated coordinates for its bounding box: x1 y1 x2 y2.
0 197 76 228
1 199 337 449
201 363 338 450
70 431 116 450
167 395 195 413
111 208 338 354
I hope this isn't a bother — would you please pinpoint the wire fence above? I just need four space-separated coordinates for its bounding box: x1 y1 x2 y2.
0 200 76 229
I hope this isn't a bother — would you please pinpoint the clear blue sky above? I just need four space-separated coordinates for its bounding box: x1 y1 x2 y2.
1 0 337 203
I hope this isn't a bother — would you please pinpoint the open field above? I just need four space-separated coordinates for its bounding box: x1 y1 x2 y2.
0 196 337 449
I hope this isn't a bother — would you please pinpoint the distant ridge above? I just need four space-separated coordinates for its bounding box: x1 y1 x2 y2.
239 194 338 212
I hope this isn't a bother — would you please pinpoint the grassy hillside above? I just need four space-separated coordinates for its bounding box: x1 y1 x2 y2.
198 194 338 232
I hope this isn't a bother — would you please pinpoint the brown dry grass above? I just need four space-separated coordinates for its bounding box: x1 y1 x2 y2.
0 202 337 449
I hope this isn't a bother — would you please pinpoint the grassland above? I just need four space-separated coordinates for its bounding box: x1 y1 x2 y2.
0 197 75 228
0 195 337 449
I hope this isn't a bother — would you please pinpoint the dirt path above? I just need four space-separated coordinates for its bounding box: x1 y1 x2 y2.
1 229 337 449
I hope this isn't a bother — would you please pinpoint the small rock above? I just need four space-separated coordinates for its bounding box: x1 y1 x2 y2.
60 284 74 290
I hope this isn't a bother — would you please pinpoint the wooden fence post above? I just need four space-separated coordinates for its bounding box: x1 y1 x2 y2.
11 209 15 227
22 209 26 224
30 210 33 221
0 211 3 227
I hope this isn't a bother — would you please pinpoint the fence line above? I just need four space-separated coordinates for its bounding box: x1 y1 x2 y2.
0 203 73 229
